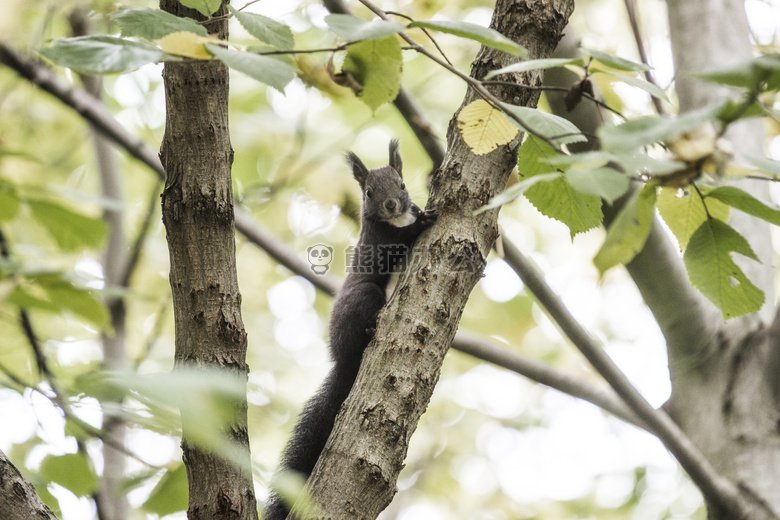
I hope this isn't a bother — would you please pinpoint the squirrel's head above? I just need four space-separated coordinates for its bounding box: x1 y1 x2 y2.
345 139 412 223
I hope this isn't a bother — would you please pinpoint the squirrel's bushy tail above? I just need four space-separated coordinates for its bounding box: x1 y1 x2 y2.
264 359 360 520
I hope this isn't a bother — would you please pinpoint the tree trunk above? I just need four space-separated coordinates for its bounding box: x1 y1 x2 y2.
298 1 574 518
664 1 780 517
0 450 59 520
158 1 258 519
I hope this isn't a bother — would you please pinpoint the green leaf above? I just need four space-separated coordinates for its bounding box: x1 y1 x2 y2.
657 187 729 251
38 36 166 75
0 182 20 222
40 279 110 329
409 20 527 58
206 45 295 92
517 133 561 176
501 104 587 145
228 5 294 50
601 71 670 103
28 198 107 251
743 153 780 178
111 6 207 40
706 186 780 226
518 136 601 238
698 55 780 91
593 181 658 275
11 272 110 329
178 0 221 17
342 37 402 113
684 219 764 319
599 104 722 153
325 14 405 41
696 61 757 90
39 453 98 497
143 464 188 516
485 58 582 79
475 172 561 215
581 49 650 72
566 166 630 204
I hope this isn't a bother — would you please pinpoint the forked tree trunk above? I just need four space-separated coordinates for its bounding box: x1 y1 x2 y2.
158 1 258 519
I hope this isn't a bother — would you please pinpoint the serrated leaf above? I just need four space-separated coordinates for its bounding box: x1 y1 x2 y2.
602 71 670 103
143 464 188 516
581 48 650 72
593 181 658 274
657 187 729 250
501 103 587 145
684 219 764 319
706 186 780 226
111 6 207 40
457 100 519 155
475 172 561 215
517 136 602 237
228 5 294 50
342 37 402 112
39 453 98 497
485 58 582 79
409 19 527 58
527 176 603 238
38 36 165 75
156 31 212 60
28 199 107 251
517 133 561 176
178 0 221 17
206 44 295 92
0 182 20 222
566 166 630 204
599 104 722 153
325 14 405 42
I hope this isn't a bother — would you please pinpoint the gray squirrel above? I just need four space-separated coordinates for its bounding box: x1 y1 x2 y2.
265 140 437 519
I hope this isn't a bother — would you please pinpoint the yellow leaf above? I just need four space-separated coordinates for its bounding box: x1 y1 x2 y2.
457 99 518 155
156 31 213 60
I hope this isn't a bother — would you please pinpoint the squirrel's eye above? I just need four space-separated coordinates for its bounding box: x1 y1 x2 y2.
400 182 406 190
365 188 373 198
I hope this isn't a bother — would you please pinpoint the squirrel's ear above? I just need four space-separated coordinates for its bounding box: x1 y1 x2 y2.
388 138 402 176
346 151 369 187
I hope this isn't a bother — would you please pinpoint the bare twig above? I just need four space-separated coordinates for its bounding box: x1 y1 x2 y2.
356 0 567 153
623 0 666 115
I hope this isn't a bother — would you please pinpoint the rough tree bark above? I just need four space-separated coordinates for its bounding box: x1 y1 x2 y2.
297 1 575 518
158 1 258 519
0 450 58 520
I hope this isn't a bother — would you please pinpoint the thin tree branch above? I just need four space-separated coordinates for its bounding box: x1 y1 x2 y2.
322 0 446 170
0 41 667 438
501 237 774 519
623 0 666 115
543 30 720 357
452 332 646 429
352 0 567 153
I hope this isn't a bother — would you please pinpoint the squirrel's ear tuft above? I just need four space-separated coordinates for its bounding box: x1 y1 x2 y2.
346 151 370 187
388 139 402 176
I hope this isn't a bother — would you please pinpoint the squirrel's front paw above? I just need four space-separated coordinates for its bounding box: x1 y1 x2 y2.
418 209 438 226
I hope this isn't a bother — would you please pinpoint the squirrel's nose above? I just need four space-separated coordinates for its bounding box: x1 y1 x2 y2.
384 199 397 211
